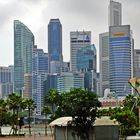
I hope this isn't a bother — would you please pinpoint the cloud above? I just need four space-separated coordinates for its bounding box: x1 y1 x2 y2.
0 0 140 67
0 1 28 29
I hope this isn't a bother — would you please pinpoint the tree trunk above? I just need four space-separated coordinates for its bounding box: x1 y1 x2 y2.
0 127 2 135
45 115 47 136
28 108 31 135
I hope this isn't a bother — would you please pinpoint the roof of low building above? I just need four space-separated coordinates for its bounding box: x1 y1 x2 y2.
49 116 118 127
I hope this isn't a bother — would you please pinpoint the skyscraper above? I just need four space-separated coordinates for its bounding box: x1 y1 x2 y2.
77 44 97 92
134 49 140 78
14 20 34 93
108 0 122 26
70 31 91 72
109 25 133 96
57 72 84 93
23 73 32 98
48 19 63 73
99 32 109 96
0 66 13 98
99 0 122 96
32 47 48 114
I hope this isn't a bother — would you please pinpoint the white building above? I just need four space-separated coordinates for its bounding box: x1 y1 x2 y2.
108 0 122 26
99 0 122 96
98 96 125 108
99 32 109 97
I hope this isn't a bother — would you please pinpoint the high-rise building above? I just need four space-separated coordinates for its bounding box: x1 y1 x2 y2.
14 20 34 93
0 66 13 98
99 32 110 96
36 73 48 115
50 61 62 74
77 44 97 92
108 0 122 26
99 0 122 96
70 31 91 72
57 72 84 93
32 47 48 114
44 72 84 94
43 74 58 97
109 25 133 96
134 49 140 78
48 19 63 73
23 74 32 98
62 62 70 72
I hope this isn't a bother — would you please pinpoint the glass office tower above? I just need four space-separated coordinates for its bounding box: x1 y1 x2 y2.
14 20 34 93
48 19 63 73
77 44 97 92
70 31 91 72
32 47 48 114
109 25 133 96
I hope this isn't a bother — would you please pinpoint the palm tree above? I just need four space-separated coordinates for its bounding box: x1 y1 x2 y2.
45 89 60 113
0 98 8 135
24 98 35 135
42 106 51 135
7 93 23 134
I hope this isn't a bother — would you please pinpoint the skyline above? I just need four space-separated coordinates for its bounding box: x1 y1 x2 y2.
0 0 140 70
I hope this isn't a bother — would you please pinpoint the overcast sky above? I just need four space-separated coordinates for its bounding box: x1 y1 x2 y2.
0 0 140 71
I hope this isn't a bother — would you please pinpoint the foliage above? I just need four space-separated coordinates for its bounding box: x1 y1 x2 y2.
42 106 51 135
45 88 101 140
7 93 24 134
0 93 35 135
44 89 60 113
24 98 35 135
0 99 10 135
98 94 140 136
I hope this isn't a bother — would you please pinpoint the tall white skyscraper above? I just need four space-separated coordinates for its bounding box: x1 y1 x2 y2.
99 32 109 96
108 0 122 26
99 0 122 96
70 31 91 72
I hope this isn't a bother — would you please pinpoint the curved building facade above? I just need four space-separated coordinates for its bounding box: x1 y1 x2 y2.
14 20 34 93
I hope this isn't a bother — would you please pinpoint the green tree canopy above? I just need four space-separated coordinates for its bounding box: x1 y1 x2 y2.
45 88 101 140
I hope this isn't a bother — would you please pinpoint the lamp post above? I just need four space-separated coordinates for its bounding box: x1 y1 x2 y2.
18 117 20 140
33 108 36 140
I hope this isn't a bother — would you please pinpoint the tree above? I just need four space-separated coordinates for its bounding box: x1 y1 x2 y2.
110 108 137 136
7 93 23 135
46 88 101 140
123 94 137 111
24 98 35 135
42 106 51 135
44 89 60 113
0 98 9 135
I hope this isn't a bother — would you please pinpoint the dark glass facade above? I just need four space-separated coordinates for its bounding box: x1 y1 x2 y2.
48 19 62 72
76 44 97 92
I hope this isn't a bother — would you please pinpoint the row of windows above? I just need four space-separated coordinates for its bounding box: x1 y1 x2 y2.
71 40 90 43
110 37 130 41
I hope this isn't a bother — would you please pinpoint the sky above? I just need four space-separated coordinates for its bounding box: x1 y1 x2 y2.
0 0 140 71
